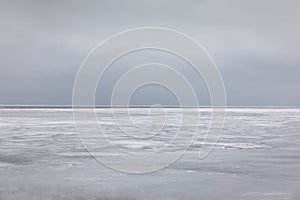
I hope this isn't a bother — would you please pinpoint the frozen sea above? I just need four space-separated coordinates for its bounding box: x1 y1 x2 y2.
0 108 300 200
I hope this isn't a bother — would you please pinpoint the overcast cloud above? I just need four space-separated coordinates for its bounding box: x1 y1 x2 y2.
0 0 299 106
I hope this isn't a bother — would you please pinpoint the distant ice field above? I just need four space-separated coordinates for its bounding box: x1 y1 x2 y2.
0 108 300 200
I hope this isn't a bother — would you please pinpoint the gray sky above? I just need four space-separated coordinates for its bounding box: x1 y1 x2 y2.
0 0 299 106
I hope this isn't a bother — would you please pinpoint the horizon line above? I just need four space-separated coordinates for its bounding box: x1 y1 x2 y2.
0 105 299 109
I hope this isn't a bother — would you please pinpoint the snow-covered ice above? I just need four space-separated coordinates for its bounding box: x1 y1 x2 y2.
0 108 300 199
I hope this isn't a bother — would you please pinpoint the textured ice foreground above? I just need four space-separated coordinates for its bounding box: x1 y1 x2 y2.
0 108 300 199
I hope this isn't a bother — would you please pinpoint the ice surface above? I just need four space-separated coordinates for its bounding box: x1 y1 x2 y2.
0 108 300 199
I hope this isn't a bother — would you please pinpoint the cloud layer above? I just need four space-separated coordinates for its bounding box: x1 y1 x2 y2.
0 0 299 106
